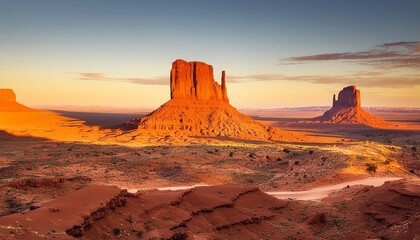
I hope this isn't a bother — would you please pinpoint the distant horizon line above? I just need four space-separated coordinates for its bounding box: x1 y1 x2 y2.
30 104 420 111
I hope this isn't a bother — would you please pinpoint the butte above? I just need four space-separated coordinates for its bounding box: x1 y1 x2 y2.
313 86 393 128
0 89 35 112
123 59 282 140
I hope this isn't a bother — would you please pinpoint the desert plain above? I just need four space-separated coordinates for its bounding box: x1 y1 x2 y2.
0 59 419 240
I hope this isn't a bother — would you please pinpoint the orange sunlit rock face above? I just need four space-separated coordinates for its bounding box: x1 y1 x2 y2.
170 59 229 103
314 86 392 127
0 89 35 112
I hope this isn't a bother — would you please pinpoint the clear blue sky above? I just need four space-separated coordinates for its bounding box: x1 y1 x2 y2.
1 0 419 108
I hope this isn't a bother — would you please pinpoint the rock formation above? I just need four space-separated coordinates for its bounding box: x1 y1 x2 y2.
170 60 229 103
124 59 282 140
313 86 392 127
0 89 34 112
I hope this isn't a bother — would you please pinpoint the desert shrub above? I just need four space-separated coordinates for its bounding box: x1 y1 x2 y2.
283 148 290 153
411 146 417 152
365 163 377 172
294 160 299 165
113 228 121 236
249 153 256 158
277 157 282 161
136 231 144 238
308 150 314 154
309 212 327 225
409 169 415 174
266 155 271 160
229 152 234 157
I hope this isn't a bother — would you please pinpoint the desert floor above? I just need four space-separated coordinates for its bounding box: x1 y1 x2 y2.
0 108 418 239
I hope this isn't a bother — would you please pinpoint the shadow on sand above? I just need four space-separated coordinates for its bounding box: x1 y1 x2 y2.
53 110 148 128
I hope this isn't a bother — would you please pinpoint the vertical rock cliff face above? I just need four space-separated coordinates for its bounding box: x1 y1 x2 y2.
123 59 284 141
0 89 34 112
332 86 361 108
314 86 392 127
170 59 229 103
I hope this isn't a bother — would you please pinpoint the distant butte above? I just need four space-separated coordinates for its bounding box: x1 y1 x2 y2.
124 59 283 140
0 89 34 112
313 86 393 127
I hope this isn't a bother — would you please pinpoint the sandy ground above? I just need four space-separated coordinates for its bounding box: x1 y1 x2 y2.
0 108 419 239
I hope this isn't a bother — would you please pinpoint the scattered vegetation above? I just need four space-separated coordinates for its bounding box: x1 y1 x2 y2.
283 148 290 153
308 150 314 154
411 146 417 152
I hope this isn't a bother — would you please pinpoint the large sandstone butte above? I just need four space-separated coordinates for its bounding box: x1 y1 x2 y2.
313 86 392 127
0 89 34 112
124 59 281 140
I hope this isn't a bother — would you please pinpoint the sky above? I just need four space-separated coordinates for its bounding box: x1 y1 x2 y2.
1 0 419 108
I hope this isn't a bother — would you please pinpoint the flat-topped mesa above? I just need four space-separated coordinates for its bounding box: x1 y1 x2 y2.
0 88 34 112
170 59 229 103
332 85 361 108
0 89 17 103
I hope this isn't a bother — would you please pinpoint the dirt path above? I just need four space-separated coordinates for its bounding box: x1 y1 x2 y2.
266 177 402 200
127 177 402 201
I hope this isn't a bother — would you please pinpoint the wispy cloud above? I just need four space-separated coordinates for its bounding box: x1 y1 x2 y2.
228 72 420 88
74 71 420 88
76 72 168 85
283 41 420 69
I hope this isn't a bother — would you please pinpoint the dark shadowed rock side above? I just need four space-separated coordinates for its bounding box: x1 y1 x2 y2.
123 59 283 140
313 86 393 128
0 89 34 112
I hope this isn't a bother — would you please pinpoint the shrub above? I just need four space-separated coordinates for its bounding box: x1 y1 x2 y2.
113 228 121 236
365 163 377 172
308 150 314 154
283 148 290 153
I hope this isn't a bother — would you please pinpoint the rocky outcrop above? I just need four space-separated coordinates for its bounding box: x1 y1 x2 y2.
0 89 34 112
332 86 360 108
170 59 229 103
313 86 393 128
124 59 285 141
326 179 420 240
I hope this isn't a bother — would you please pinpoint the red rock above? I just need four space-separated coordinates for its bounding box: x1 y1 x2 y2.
170 59 229 103
0 88 34 112
124 59 285 140
332 86 360 108
0 89 16 102
314 86 393 128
